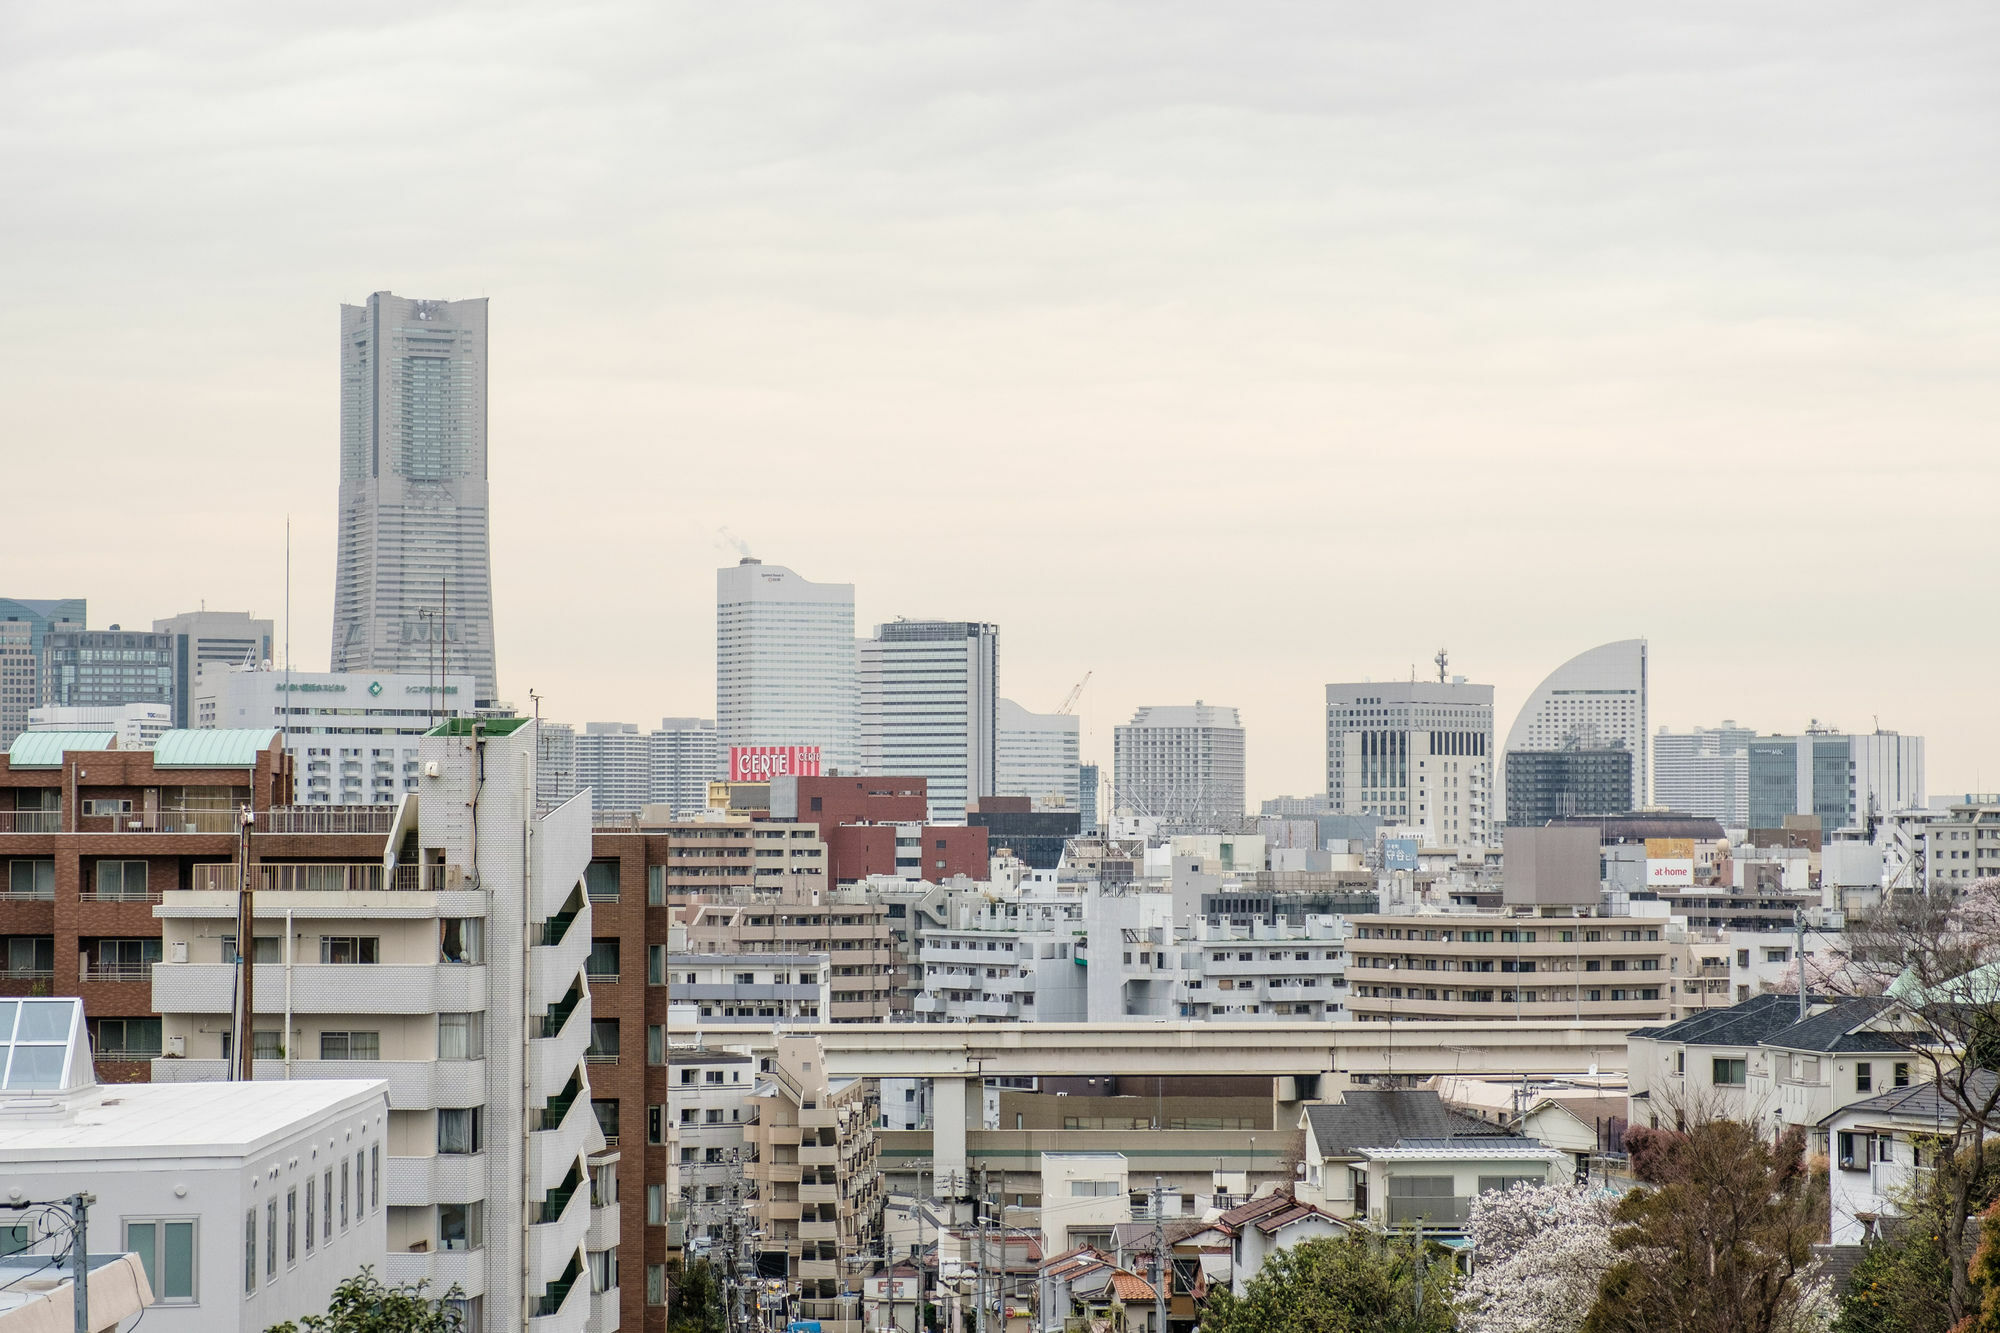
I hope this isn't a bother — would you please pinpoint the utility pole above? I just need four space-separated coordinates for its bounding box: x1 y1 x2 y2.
231 806 256 1079
1796 909 1808 1022
975 1167 989 1333
70 1193 92 1333
1151 1176 1167 1333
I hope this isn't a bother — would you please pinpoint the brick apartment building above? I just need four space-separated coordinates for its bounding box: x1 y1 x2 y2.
769 775 989 882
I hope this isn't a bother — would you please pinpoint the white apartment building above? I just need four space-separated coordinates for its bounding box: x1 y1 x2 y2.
1325 680 1492 847
1653 723 1754 826
667 953 830 1023
859 621 998 825
1503 639 1649 804
0 997 391 1333
914 892 1089 1024
150 716 617 1333
666 1048 758 1255
332 292 499 706
716 558 858 775
651 719 720 814
1922 797 2000 890
27 703 172 751
192 665 474 806
995 699 1081 812
575 724 650 814
1112 704 1245 829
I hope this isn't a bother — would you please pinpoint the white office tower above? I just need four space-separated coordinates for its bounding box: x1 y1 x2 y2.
153 610 276 728
151 718 616 1333
994 698 1081 811
1653 722 1755 826
1112 703 1246 830
575 722 651 814
1503 639 1649 805
716 558 857 773
193 665 475 805
332 293 499 707
1325 680 1493 846
650 717 720 814
858 620 998 823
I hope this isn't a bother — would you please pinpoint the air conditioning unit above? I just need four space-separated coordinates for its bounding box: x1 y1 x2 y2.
170 941 188 964
423 761 441 778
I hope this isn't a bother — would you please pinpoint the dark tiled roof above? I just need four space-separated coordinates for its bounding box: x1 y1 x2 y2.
1818 1069 2000 1127
1304 1090 1496 1159
1636 992 1825 1048
1761 998 1906 1054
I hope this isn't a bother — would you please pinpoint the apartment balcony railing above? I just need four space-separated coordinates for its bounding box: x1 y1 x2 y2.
0 967 54 981
0 885 54 902
82 961 155 982
533 1256 585 1319
192 862 427 894
0 812 60 834
1386 1196 1472 1228
263 806 398 835
77 888 165 904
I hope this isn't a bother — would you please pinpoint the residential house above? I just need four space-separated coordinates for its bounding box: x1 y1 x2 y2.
1820 1072 1999 1245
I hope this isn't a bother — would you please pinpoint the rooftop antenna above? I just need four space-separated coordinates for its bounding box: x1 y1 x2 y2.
282 517 291 760
1434 649 1449 684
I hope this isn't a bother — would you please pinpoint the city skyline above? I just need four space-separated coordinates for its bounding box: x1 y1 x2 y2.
5 5 1995 800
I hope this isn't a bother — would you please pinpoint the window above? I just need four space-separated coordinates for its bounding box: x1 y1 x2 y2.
589 1248 618 1294
265 1199 277 1284
305 1179 315 1253
648 945 667 985
439 1012 485 1060
1857 1063 1873 1093
647 1184 666 1226
1478 1174 1543 1194
647 1025 667 1065
587 939 620 979
244 1209 256 1294
92 1016 162 1058
371 1144 380 1210
1713 1058 1747 1087
356 1151 366 1215
340 1160 349 1229
93 860 149 899
648 1104 666 1145
439 1202 484 1251
647 866 668 906
1071 1180 1119 1197
587 1019 620 1061
439 918 484 964
585 861 620 902
647 1264 668 1306
126 1220 196 1303
593 1099 620 1142
286 1189 296 1266
1895 1062 1911 1088
319 936 379 965
253 1029 284 1061
320 1031 381 1060
323 1170 332 1236
7 860 54 898
438 1107 483 1154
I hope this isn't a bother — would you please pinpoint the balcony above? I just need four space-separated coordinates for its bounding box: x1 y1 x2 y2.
263 806 398 835
386 1152 491 1206
382 1247 487 1296
1385 1195 1471 1228
151 963 488 1015
528 1257 589 1333
0 811 59 834
81 961 155 983
590 1285 620 1333
529 1084 599 1195
150 1056 485 1108
192 862 432 894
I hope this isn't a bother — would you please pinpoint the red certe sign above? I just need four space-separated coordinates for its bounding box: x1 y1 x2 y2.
729 745 821 782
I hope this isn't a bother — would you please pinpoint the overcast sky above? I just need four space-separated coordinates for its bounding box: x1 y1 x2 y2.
4 2 1996 800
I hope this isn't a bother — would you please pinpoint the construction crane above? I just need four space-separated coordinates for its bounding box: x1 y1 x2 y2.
1055 671 1092 716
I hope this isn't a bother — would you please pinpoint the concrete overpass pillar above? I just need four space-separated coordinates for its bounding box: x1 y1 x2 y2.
932 1075 970 1196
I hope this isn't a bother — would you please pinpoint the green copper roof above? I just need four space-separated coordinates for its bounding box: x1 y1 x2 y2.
6 732 116 768
425 717 530 737
152 729 279 768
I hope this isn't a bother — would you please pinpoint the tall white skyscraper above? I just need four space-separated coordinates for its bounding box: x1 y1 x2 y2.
1503 639 1649 807
332 292 499 705
715 558 857 773
575 722 652 813
1325 680 1493 846
858 621 998 824
1653 722 1755 826
995 698 1081 811
1112 703 1246 829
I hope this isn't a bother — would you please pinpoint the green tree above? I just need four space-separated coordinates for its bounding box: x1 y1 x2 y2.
1200 1232 1458 1333
667 1258 726 1333
1581 1120 1829 1333
266 1267 464 1333
1833 1186 1956 1333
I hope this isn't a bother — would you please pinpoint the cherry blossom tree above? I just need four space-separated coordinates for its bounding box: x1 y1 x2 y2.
1458 1182 1616 1333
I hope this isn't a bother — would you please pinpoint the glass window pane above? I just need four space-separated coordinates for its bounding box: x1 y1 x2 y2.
7 1045 66 1089
125 1223 156 1290
164 1222 193 1299
16 1001 70 1041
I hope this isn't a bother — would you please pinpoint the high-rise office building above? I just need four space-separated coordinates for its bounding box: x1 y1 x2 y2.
858 620 998 823
1504 748 1635 826
1653 723 1755 826
716 558 857 774
331 292 498 705
0 598 85 746
153 609 274 728
1112 703 1246 829
41 628 175 712
994 698 1081 812
575 722 652 814
1747 728 1925 836
1325 680 1493 846
1078 763 1101 832
650 717 720 815
1503 639 1649 807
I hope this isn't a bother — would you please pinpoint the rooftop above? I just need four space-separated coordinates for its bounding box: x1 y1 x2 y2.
1760 998 1906 1055
425 716 531 737
1303 1089 1496 1158
152 728 277 768
4 732 115 768
0 1079 386 1159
